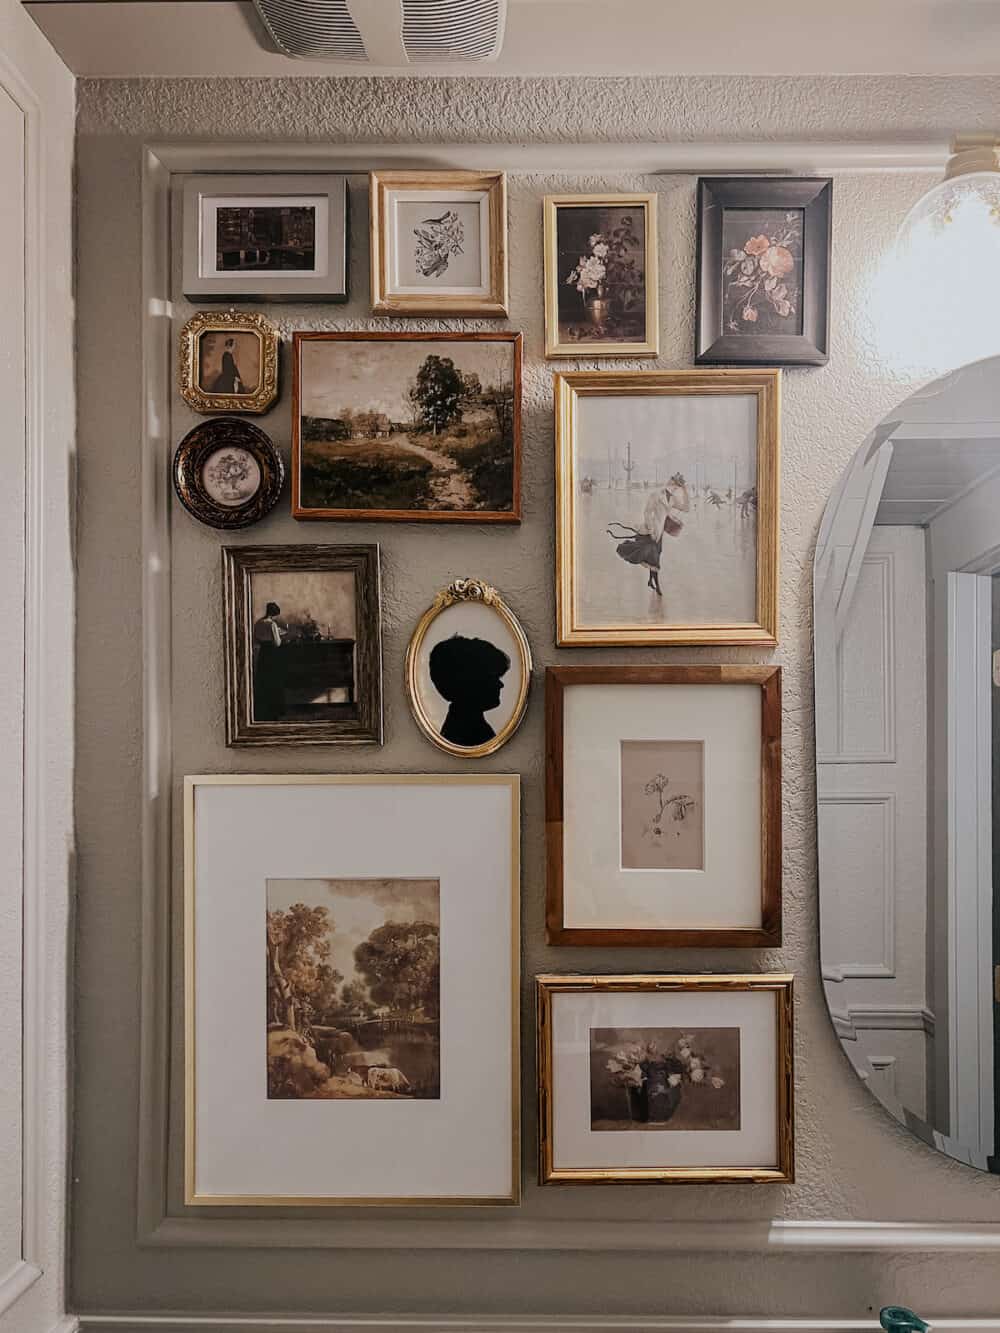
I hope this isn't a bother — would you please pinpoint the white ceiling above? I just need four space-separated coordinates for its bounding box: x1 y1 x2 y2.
25 0 1000 78
876 434 1000 526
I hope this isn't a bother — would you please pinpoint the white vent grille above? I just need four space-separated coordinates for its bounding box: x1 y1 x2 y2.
403 0 505 62
252 0 368 61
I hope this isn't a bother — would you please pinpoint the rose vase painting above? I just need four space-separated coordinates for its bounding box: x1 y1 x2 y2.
721 209 804 336
589 1026 740 1132
266 877 441 1101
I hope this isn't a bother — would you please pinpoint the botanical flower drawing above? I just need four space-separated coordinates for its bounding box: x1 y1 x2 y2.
723 211 802 332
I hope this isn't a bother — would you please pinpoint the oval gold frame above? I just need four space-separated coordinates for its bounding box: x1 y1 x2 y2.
405 579 532 759
178 309 279 415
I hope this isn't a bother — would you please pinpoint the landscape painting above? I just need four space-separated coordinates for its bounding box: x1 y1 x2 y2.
589 1026 740 1131
266 877 440 1101
294 333 521 521
620 739 704 871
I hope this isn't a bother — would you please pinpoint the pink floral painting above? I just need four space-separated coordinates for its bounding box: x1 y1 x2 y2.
721 208 804 336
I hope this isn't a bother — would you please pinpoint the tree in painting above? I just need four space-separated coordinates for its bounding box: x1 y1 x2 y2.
408 354 465 435
354 921 440 1019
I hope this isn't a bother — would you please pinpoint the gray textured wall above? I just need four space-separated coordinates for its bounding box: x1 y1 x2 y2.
74 75 1000 1320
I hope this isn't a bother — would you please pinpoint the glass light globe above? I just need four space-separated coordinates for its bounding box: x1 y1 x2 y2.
898 170 1000 245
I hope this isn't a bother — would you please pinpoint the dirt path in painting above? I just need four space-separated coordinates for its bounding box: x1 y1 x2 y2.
386 433 474 509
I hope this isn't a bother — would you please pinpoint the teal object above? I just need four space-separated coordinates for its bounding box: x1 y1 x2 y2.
881 1308 930 1333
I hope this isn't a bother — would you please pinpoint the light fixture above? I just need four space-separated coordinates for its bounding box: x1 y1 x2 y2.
898 134 1000 243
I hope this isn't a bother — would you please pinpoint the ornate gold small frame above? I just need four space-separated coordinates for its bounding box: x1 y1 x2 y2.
178 309 279 415
405 578 532 759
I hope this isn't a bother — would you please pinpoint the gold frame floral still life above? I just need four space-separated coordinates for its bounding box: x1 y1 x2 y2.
178 309 279 415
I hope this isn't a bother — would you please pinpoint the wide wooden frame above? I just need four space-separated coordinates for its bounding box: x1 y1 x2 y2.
405 578 533 759
369 169 509 316
178 308 279 415
172 417 285 530
536 972 795 1185
554 368 780 646
222 544 383 747
184 773 521 1206
292 330 522 523
543 192 659 358
545 665 782 947
696 176 832 367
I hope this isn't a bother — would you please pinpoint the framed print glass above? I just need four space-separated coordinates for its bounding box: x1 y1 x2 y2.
369 170 508 316
696 177 831 366
554 368 779 646
178 309 279 415
185 773 520 1206
182 173 348 302
405 578 532 758
545 665 781 947
292 331 521 523
543 193 659 357
536 974 794 1184
172 418 284 530
222 545 382 747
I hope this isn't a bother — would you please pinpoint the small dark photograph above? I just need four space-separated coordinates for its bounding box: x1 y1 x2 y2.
720 207 804 336
250 569 358 724
429 634 511 747
216 205 317 273
589 1026 741 1131
556 204 647 346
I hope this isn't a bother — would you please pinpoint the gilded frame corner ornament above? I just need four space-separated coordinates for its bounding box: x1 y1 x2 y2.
405 578 533 759
178 308 280 415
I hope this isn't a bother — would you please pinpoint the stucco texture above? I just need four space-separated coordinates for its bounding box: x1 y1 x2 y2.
73 76 1000 1318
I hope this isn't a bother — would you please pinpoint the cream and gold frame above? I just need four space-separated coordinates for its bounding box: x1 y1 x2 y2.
369 170 509 316
543 193 659 357
555 368 780 646
405 578 532 759
536 973 795 1185
178 309 279 415
185 773 521 1207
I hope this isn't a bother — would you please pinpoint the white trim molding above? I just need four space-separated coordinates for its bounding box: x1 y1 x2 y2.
830 1005 936 1042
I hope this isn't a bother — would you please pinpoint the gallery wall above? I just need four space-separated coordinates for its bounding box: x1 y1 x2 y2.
73 74 1000 1322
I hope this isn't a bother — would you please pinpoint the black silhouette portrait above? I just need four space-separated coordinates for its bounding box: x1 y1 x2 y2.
428 634 511 747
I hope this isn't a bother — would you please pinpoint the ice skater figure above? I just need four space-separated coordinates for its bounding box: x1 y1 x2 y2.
606 472 690 597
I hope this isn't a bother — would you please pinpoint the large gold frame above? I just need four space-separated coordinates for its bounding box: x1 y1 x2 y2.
536 973 795 1185
178 308 279 415
404 579 533 759
554 368 781 646
369 170 509 317
543 192 659 358
184 773 521 1207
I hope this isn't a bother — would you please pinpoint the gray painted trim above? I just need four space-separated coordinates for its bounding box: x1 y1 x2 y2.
75 1316 1000 1333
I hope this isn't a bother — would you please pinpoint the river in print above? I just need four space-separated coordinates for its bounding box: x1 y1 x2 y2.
265 877 440 1100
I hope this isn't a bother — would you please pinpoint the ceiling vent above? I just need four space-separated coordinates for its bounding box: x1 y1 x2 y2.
250 0 508 63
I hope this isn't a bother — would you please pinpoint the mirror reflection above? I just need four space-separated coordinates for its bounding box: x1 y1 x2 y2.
816 356 1000 1172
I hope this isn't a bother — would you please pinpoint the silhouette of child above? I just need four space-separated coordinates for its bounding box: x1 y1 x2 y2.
428 634 511 747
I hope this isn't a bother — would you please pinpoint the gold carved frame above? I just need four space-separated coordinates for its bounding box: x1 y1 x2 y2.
184 773 522 1207
554 368 780 646
536 973 795 1185
369 170 509 317
178 308 279 415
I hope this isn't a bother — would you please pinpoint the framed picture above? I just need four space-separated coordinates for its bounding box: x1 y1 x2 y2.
292 331 521 523
182 173 348 302
222 544 383 747
185 773 520 1206
369 170 508 316
696 177 831 366
178 309 279 415
545 665 781 947
554 368 779 646
173 418 285 530
405 578 532 759
543 193 659 357
536 973 794 1184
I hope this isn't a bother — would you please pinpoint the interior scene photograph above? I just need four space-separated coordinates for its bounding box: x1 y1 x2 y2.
8 0 1000 1330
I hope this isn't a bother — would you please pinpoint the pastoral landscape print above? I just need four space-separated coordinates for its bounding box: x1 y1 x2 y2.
589 1026 740 1131
266 877 440 1101
298 338 517 516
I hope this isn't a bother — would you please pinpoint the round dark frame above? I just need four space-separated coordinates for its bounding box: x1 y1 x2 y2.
173 418 285 529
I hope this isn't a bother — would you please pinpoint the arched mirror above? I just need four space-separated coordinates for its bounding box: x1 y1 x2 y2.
816 355 1000 1172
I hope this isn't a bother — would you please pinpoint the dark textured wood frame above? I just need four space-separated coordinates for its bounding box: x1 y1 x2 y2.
545 665 782 947
222 544 383 746
291 331 522 523
536 973 795 1184
173 418 285 530
695 177 832 367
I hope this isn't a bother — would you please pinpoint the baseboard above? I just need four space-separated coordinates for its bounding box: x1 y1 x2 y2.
75 1316 1000 1333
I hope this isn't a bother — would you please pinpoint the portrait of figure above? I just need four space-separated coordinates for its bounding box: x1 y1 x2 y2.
428 634 511 747
197 329 262 397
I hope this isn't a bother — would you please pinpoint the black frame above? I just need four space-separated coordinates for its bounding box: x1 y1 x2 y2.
173 417 285 529
696 177 832 367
